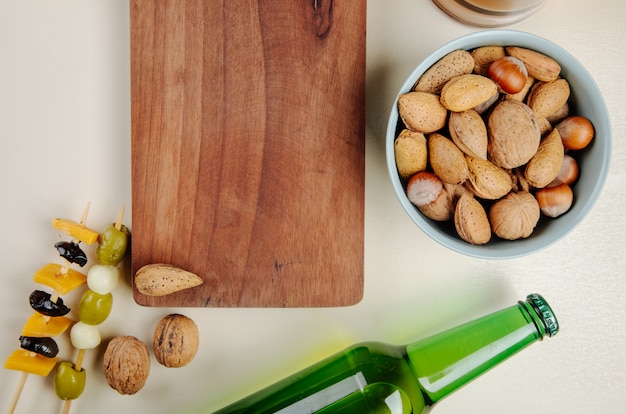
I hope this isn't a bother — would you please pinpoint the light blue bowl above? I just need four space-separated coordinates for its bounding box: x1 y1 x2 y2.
386 30 611 259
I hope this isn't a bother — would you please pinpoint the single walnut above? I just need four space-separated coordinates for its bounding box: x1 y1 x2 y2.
153 314 199 368
489 191 540 240
103 336 150 395
487 99 541 169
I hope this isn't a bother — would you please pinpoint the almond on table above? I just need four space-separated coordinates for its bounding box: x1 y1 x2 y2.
134 263 204 296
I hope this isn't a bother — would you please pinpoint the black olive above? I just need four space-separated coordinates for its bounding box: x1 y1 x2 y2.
19 336 59 358
29 290 71 317
54 241 88 267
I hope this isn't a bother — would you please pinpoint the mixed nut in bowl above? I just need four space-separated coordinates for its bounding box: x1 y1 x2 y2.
386 30 611 259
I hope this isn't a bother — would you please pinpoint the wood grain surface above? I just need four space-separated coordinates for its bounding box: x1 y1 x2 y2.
130 0 366 307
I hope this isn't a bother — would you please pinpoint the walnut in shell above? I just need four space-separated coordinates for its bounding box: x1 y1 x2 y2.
103 336 150 395
489 191 540 240
487 99 541 169
153 314 199 368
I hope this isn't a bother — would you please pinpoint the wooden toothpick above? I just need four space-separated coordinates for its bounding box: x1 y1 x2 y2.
7 371 29 414
114 205 125 231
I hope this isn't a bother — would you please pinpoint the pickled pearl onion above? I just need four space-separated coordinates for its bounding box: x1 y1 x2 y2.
87 264 120 294
70 321 101 350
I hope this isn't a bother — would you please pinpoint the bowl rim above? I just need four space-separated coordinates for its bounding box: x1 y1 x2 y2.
385 29 612 259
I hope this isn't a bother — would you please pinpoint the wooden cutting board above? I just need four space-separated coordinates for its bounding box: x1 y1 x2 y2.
130 0 365 307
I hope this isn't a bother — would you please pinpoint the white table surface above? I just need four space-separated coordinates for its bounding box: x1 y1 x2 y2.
1 0 625 413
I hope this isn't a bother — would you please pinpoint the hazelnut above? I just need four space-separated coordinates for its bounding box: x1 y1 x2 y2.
536 183 573 218
153 314 199 368
555 115 595 150
488 56 528 94
103 336 150 395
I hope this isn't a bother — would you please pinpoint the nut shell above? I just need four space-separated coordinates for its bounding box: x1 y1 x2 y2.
394 129 428 180
440 74 498 112
487 99 541 169
465 155 513 200
103 336 150 395
556 115 594 150
489 191 540 240
449 109 488 159
471 46 505 76
414 49 474 94
454 194 491 245
428 133 469 185
525 128 565 188
153 314 199 368
488 56 528 94
135 263 204 296
417 183 456 221
536 183 573 218
505 46 561 82
527 78 571 119
398 91 448 133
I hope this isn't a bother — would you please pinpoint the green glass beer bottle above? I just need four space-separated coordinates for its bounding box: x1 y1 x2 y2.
212 293 559 413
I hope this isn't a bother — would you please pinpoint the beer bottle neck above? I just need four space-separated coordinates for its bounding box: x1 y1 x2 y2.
406 294 558 404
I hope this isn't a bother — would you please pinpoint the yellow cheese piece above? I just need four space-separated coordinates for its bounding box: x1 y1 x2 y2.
4 349 59 376
33 263 87 294
21 312 73 337
51 218 99 244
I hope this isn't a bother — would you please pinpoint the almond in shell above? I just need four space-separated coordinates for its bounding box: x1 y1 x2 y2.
505 46 561 82
527 78 570 119
394 129 428 180
524 127 565 188
440 74 498 112
398 91 448 133
454 193 491 245
428 132 469 185
465 155 513 200
449 109 488 159
414 49 475 94
472 90 499 115
135 264 204 296
471 46 505 76
545 102 570 124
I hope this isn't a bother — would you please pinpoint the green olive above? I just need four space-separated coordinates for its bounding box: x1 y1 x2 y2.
78 289 113 325
96 224 129 266
54 361 86 400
